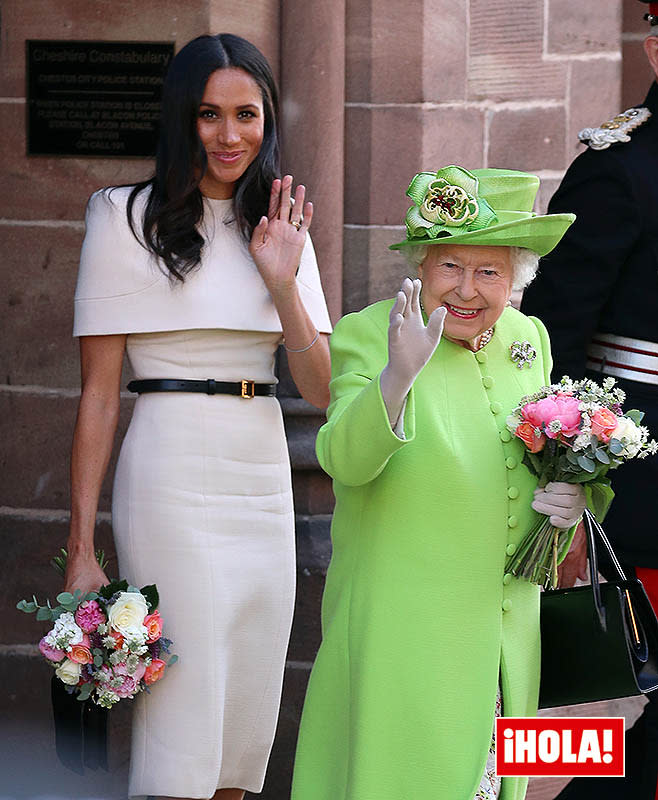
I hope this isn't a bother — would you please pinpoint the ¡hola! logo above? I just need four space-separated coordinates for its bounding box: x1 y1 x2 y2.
495 718 625 777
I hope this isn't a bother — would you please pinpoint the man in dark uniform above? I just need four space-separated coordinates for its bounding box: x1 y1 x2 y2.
522 3 658 797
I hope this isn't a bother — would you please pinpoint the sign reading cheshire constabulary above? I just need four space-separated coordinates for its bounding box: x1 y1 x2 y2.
26 41 174 157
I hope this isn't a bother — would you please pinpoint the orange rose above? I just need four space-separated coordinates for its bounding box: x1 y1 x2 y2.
144 658 166 685
590 407 618 443
515 422 546 453
69 644 92 665
110 630 125 650
144 611 163 643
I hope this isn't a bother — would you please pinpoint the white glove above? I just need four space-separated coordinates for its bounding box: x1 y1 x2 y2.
380 278 447 427
532 482 586 528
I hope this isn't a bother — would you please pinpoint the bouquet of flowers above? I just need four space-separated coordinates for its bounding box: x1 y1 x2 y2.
17 565 177 708
506 376 657 588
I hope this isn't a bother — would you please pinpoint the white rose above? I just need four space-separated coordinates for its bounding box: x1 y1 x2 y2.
611 417 642 457
108 592 149 636
56 658 82 686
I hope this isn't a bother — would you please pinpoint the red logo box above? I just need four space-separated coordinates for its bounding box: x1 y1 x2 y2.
495 717 625 777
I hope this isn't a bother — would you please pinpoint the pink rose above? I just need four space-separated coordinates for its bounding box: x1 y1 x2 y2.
590 407 618 443
114 660 146 683
39 637 65 663
74 600 106 634
144 659 166 685
143 611 163 643
114 674 139 699
515 422 546 453
522 394 581 439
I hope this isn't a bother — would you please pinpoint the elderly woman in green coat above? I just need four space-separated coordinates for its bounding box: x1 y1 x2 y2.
291 166 585 800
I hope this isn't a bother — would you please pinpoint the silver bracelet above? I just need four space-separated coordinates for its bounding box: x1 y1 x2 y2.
284 329 320 353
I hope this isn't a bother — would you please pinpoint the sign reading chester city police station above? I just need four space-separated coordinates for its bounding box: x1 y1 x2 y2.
26 41 174 157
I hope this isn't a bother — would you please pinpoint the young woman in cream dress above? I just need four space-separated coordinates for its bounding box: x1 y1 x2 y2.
65 34 331 800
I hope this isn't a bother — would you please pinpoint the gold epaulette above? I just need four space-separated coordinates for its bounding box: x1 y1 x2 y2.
578 107 651 150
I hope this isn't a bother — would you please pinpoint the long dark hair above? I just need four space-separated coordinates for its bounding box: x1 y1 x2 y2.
125 33 280 281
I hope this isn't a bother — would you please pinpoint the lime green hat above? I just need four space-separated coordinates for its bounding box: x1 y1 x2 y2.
389 165 575 257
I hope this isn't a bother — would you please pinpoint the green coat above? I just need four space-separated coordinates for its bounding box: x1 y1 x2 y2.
291 302 558 800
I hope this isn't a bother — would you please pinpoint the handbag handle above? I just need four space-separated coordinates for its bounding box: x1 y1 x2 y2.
582 509 648 658
567 508 629 634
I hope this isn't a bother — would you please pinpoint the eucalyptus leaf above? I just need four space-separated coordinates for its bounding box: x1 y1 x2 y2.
76 682 93 702
595 448 610 464
56 592 74 605
166 654 178 667
577 454 596 473
565 448 580 465
93 655 103 667
93 648 103 656
16 600 37 614
626 409 644 425
36 607 53 621
609 438 623 455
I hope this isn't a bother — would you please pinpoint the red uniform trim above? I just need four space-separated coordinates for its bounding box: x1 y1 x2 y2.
591 338 658 358
636 567 658 615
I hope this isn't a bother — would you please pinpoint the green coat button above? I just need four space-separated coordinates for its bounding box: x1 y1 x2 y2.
507 486 519 499
507 515 518 528
503 573 513 585
500 429 512 443
490 401 502 414
482 376 494 389
476 351 488 364
505 457 517 469
506 542 517 556
502 599 513 612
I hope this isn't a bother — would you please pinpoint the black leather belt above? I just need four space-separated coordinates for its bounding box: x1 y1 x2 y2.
127 379 277 399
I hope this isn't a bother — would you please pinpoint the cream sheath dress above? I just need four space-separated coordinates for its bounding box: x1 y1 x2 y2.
73 187 332 799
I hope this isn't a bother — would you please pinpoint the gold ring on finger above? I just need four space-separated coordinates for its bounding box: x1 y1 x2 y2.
291 219 302 230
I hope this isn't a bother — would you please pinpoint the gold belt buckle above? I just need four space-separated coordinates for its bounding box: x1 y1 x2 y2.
241 379 255 399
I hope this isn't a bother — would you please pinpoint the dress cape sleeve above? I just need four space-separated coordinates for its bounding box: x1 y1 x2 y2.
73 188 333 338
73 187 161 337
295 235 332 334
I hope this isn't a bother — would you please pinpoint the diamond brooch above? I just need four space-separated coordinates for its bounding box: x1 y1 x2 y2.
510 340 537 369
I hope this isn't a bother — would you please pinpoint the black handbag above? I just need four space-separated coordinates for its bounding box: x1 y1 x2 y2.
539 508 658 709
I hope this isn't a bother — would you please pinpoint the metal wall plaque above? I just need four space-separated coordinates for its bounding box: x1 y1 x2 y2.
26 40 174 157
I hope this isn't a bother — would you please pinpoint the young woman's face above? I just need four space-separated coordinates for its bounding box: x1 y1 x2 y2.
196 67 265 199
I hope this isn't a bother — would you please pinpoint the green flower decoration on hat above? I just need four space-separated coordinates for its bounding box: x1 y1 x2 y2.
405 166 497 241
390 164 576 257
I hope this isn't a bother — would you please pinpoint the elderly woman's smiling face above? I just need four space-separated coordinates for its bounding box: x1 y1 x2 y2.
418 243 514 346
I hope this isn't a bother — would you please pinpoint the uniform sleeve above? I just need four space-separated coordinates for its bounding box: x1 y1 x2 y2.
315 310 416 486
296 234 333 333
521 151 642 380
73 188 160 337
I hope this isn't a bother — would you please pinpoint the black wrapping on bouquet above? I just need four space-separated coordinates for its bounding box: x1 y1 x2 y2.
51 676 108 773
